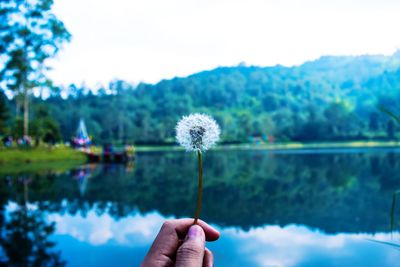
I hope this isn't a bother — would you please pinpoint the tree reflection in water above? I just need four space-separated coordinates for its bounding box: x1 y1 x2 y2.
0 176 65 266
1 149 400 234
1 149 400 266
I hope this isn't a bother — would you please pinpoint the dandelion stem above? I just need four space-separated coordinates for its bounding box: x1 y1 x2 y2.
194 150 203 225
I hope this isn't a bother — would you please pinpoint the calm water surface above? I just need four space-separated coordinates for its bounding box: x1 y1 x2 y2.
1 148 400 266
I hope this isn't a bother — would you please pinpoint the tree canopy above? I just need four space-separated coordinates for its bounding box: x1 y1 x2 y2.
0 91 9 134
0 0 71 135
36 52 400 144
2 52 400 144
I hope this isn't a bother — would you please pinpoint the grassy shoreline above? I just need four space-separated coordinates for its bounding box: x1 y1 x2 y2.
1 141 399 166
0 147 87 174
134 140 400 152
0 147 86 165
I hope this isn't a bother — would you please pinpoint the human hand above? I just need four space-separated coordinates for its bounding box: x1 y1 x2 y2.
141 219 220 267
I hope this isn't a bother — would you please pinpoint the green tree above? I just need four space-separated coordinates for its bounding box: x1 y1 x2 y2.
31 105 61 145
11 117 24 138
369 112 379 131
12 52 400 144
387 120 396 140
0 91 9 134
0 0 71 136
324 102 359 139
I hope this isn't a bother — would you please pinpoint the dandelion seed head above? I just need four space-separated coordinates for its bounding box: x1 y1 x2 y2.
176 113 221 152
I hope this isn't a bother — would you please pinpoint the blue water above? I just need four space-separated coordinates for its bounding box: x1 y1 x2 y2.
51 211 398 267
1 149 400 266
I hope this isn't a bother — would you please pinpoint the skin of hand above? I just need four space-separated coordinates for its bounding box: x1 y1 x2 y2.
141 219 220 267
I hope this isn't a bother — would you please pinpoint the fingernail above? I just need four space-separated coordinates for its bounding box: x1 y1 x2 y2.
187 225 203 240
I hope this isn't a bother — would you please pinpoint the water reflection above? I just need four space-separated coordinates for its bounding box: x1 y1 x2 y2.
2 203 396 267
71 164 100 196
1 149 400 266
1 205 65 266
3 150 398 232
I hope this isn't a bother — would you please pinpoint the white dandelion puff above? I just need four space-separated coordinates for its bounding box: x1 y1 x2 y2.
176 113 221 152
175 113 221 224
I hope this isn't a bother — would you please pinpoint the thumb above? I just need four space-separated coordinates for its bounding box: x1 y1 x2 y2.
175 225 206 267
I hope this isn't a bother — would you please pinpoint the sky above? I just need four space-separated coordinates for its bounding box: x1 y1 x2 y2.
49 0 400 86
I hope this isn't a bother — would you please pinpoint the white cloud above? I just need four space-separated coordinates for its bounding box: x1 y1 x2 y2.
48 0 400 86
222 224 399 267
48 210 167 246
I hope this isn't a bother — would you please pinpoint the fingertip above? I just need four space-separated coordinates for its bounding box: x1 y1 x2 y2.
206 229 220 242
173 218 220 241
203 248 214 267
176 225 206 267
197 219 220 241
187 224 206 242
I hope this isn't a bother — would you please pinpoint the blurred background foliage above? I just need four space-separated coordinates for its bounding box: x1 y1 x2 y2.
2 52 400 145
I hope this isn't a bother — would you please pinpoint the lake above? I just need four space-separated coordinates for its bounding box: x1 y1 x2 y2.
1 148 400 266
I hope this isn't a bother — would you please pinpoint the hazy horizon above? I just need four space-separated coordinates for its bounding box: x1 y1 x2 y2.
49 0 400 87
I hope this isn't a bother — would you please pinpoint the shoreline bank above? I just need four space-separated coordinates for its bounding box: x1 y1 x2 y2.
1 141 400 166
0 147 86 165
134 140 400 152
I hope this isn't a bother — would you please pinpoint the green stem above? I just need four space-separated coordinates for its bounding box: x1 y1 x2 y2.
194 150 203 225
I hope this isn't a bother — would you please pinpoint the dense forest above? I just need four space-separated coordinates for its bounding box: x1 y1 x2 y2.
2 52 400 145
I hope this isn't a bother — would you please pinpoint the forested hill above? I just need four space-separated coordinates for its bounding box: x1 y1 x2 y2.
28 52 400 144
